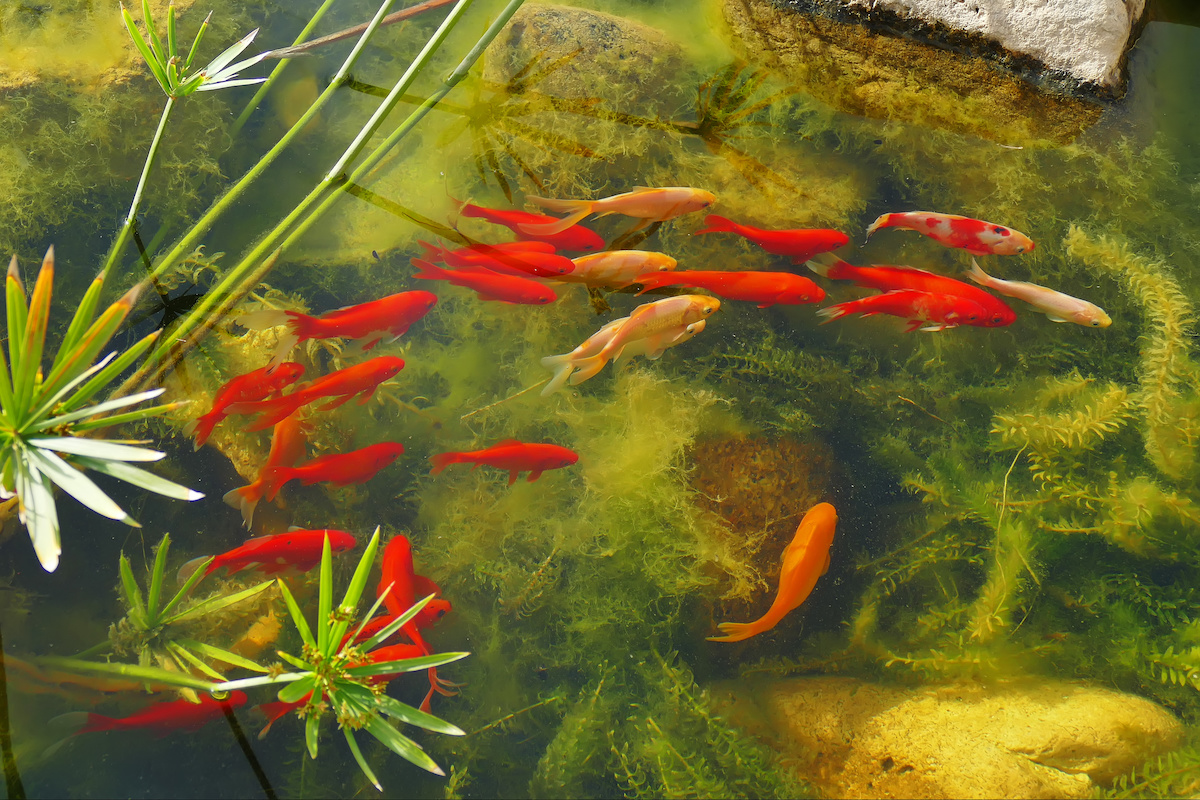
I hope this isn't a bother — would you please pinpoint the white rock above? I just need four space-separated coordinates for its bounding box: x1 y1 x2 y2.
841 0 1145 88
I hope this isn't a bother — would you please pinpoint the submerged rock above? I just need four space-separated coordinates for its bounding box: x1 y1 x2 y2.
711 676 1182 799
719 0 1109 146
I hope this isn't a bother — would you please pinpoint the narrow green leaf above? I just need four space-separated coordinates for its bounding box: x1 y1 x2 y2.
358 594 433 652
37 655 216 691
343 584 393 649
305 708 321 759
72 456 204 502
376 695 465 736
159 556 213 618
27 352 119 428
141 0 167 64
276 649 310 671
14 451 60 572
26 447 134 525
147 532 170 617
166 580 272 625
119 552 147 625
203 27 259 78
345 651 470 679
212 671 309 694
195 77 268 92
317 532 333 656
122 4 170 94
51 304 153 409
329 527 380 651
166 1 177 64
343 728 382 791
183 11 211 71
35 388 163 430
69 402 185 433
167 641 228 682
364 715 443 776
278 578 315 649
281 677 317 707
0 331 17 420
7 256 29 405
176 639 268 673
14 248 53 414
27 437 163 462
54 270 104 360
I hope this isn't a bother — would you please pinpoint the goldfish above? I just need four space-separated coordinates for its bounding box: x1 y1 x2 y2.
807 253 1015 326
967 259 1111 328
411 258 557 305
519 187 716 236
176 529 357 584
53 692 249 738
634 269 825 307
430 440 579 485
817 289 990 332
454 201 605 251
228 356 405 431
183 363 305 448
560 250 677 288
865 211 1035 256
419 241 574 278
222 413 309 528
694 215 849 262
542 295 720 390
239 291 437 366
262 441 404 502
708 502 838 642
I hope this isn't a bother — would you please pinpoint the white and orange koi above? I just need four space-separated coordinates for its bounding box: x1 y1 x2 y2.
541 295 719 393
967 259 1111 328
518 187 716 236
560 250 677 288
865 211 1035 256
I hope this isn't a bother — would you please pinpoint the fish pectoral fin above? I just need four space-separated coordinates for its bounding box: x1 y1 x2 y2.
1046 315 1069 323
526 470 544 482
821 553 831 576
507 470 520 486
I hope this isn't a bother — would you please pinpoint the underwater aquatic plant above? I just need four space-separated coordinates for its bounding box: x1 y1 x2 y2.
216 528 468 789
0 248 201 571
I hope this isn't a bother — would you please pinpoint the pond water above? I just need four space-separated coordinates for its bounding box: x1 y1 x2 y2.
1 0 1200 797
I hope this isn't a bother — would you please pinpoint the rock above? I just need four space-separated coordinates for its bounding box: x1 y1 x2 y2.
719 0 1108 146
840 0 1145 91
711 676 1183 799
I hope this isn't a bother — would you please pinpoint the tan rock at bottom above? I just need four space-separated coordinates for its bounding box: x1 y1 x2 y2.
710 676 1182 799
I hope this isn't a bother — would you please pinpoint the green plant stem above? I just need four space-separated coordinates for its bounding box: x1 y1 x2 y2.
230 0 339 137
146 0 402 284
102 96 176 275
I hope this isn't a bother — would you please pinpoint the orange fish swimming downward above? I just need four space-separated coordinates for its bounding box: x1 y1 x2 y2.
708 502 838 642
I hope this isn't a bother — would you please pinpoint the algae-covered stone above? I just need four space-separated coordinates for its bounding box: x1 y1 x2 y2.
719 0 1104 146
711 676 1182 799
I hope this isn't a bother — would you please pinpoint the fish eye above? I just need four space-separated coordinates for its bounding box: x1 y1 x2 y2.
991 314 1004 324
1091 319 1101 327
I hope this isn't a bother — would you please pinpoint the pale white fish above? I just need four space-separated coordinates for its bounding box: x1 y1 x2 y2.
967 259 1111 328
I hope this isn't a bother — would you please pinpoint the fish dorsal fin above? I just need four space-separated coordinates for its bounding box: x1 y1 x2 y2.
821 552 831 576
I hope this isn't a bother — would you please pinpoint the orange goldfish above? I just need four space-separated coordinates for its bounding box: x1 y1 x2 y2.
694 215 849 263
263 442 404 502
177 529 357 584
430 440 579 485
709 502 838 642
817 289 991 332
967 259 1111 328
54 692 248 738
865 211 1035 256
183 363 305 448
560 250 677 288
541 295 719 391
418 241 574 278
222 413 309 528
454 200 605 251
228 356 405 431
518 187 716 236
634 269 824 307
411 258 557 305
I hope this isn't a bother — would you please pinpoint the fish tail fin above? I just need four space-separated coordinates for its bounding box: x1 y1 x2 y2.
692 214 736 236
567 354 609 386
268 329 301 367
632 273 671 295
815 302 852 324
429 452 463 475
176 555 213 586
238 308 292 331
411 257 452 281
705 621 758 643
241 395 305 433
261 467 293 503
539 352 578 396
50 711 109 735
966 257 992 286
517 198 593 236
805 252 853 281
222 483 261 528
864 212 893 241
183 414 217 450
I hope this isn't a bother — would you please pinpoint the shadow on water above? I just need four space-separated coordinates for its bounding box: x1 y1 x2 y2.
0 626 25 800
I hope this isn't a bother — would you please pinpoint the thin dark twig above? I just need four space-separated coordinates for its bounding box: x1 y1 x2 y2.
221 701 277 800
0 628 26 799
260 0 459 60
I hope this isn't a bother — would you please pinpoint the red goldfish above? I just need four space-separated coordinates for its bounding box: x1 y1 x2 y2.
817 289 990 332
419 241 574 278
177 529 356 584
430 440 579 485
865 211 1035 256
55 692 248 738
634 270 825 307
694 215 849 263
411 258 556 304
229 356 405 431
263 441 404 502
455 200 605 251
561 250 677 288
183 363 305 448
240 291 436 366
223 413 308 528
709 502 837 642
519 187 716 236
807 253 1015 326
